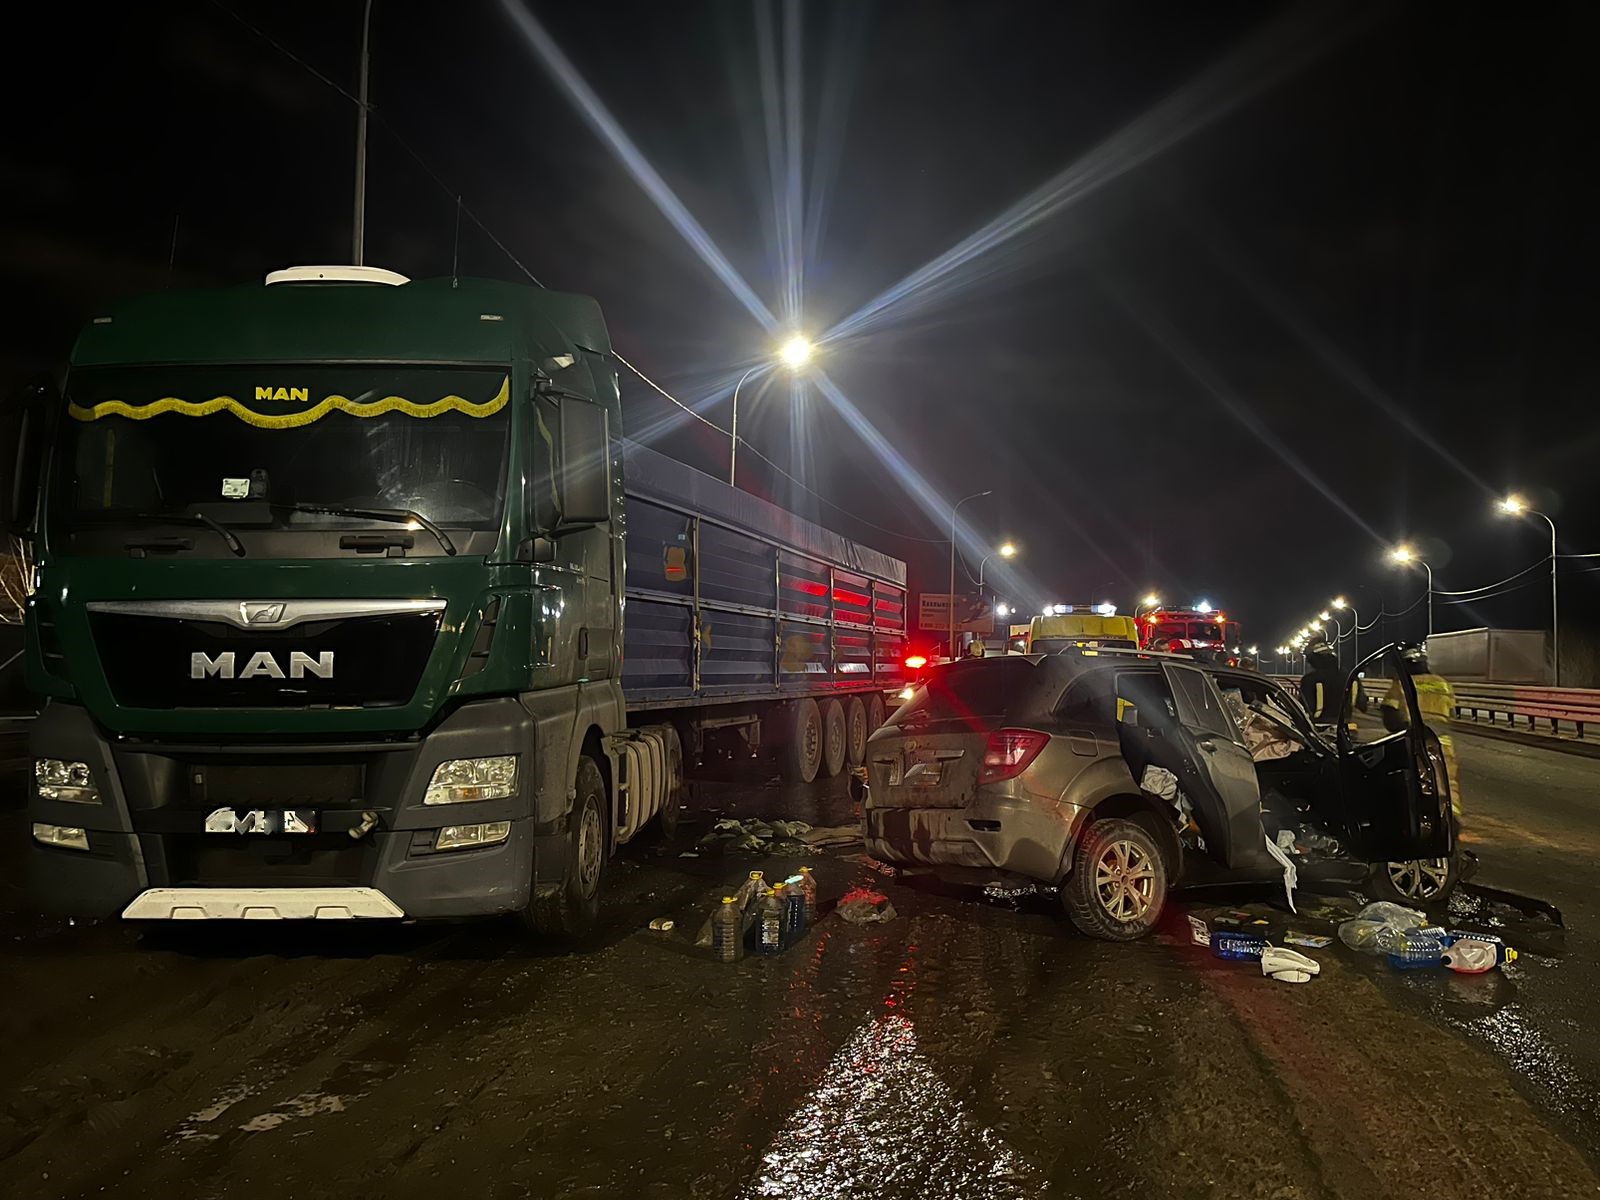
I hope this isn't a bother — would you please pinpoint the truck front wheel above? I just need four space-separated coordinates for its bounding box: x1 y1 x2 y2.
523 756 606 939
781 699 823 783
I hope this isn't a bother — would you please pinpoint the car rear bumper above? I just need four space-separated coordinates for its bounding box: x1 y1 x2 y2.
862 786 1085 883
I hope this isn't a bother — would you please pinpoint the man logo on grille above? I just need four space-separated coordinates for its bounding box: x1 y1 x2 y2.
241 602 286 625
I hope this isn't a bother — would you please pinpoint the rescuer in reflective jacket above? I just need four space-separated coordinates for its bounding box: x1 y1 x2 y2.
1298 640 1364 728
1381 643 1461 817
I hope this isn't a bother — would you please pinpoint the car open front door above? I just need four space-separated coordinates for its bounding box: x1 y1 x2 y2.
1337 647 1454 861
1144 664 1273 871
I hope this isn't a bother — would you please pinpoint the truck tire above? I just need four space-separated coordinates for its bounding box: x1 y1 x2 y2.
781 699 823 783
1062 817 1168 942
820 699 848 778
654 725 685 842
867 692 886 734
523 756 606 940
844 696 869 767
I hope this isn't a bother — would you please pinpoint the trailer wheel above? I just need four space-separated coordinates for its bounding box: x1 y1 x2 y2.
844 696 869 767
821 699 848 778
781 699 823 783
522 756 606 940
867 692 886 734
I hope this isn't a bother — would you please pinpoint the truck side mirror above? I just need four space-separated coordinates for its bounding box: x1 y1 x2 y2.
0 381 54 537
557 397 610 528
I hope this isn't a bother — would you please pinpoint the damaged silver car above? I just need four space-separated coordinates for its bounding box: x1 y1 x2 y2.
859 647 1456 940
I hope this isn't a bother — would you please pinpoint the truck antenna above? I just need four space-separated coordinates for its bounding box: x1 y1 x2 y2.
351 0 376 265
451 195 463 288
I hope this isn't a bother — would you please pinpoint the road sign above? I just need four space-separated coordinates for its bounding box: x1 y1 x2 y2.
918 593 995 635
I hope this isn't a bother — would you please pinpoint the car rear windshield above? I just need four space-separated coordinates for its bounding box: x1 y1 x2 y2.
894 658 1042 728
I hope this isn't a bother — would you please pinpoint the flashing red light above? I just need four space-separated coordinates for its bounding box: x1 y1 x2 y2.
979 729 1050 784
1167 639 1184 654
904 654 929 670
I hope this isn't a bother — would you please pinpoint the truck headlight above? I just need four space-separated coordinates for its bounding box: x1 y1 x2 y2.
424 756 517 805
33 822 90 851
35 759 99 804
435 821 512 851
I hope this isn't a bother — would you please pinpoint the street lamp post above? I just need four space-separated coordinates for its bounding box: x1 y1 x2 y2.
1499 494 1560 686
1389 544 1434 638
729 336 814 489
1331 596 1358 666
948 490 993 660
977 542 1018 590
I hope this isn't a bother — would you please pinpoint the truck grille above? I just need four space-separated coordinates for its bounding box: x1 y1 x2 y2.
88 607 442 708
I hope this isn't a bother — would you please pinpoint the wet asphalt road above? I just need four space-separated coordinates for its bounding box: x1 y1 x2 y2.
1 732 1599 1199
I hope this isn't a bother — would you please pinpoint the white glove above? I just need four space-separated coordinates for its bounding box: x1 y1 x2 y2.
1261 945 1321 984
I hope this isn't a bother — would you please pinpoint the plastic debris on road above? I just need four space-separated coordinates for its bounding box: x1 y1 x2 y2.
836 886 897 925
1263 831 1299 913
1337 900 1428 953
1261 945 1321 983
1187 915 1211 946
1284 931 1333 949
698 817 816 856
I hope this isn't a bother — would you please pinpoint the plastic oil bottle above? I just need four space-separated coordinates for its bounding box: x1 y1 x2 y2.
794 866 818 924
782 876 809 941
752 888 785 955
711 896 743 963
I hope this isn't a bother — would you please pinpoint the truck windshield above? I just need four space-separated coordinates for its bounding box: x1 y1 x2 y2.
53 364 511 534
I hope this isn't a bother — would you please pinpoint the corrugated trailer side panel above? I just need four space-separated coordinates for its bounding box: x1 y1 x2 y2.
620 442 907 708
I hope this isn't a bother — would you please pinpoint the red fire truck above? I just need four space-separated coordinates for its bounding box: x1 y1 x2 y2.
1136 606 1245 666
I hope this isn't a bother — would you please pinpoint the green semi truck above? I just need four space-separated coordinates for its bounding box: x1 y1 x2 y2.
4 265 908 935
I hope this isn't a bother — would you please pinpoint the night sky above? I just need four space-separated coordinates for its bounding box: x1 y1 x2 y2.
7 1 1600 659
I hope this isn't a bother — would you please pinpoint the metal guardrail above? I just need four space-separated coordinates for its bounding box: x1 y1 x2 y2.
1449 682 1600 740
1268 674 1600 741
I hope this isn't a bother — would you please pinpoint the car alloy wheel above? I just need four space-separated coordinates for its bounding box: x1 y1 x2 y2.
1094 839 1157 922
1386 857 1451 902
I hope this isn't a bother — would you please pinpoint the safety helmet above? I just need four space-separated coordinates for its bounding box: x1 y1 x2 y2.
1305 639 1338 668
1398 643 1430 674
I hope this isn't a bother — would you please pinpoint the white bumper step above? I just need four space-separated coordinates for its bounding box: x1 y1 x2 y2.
122 887 405 921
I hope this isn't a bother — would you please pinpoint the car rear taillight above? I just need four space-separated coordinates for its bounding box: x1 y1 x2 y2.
979 729 1050 784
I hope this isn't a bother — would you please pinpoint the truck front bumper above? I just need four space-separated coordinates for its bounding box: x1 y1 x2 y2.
27 699 570 921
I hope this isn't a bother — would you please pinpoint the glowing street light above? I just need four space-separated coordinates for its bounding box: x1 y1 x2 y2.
777 335 814 369
1388 543 1433 636
1497 492 1560 684
995 603 1011 618
730 335 816 488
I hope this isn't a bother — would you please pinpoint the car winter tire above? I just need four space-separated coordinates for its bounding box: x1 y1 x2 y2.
844 696 869 768
781 698 823 783
1371 847 1460 908
1063 817 1169 941
820 698 848 778
523 756 606 939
